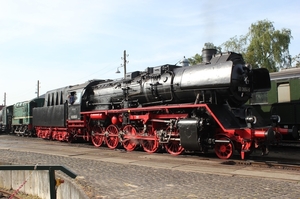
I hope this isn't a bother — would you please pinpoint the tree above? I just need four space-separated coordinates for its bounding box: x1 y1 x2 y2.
188 53 202 65
292 53 300 68
203 42 215 50
222 35 247 54
222 20 292 72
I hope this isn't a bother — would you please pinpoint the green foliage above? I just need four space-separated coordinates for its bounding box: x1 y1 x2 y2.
222 19 292 72
292 53 300 67
222 35 247 54
188 53 202 65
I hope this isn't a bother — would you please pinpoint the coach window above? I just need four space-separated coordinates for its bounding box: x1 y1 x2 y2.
277 83 290 103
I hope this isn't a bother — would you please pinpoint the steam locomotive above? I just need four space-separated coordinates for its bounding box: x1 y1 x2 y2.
2 49 276 159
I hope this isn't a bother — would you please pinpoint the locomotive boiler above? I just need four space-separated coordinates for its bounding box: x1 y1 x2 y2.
33 49 274 160
87 51 269 110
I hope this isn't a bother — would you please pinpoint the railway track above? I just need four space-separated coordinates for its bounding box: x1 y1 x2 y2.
222 159 300 171
250 160 300 171
276 140 300 147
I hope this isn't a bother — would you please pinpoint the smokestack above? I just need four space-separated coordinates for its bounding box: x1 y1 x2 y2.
202 48 217 63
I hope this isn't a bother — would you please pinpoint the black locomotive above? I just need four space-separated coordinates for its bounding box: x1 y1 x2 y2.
2 49 275 160
29 49 274 159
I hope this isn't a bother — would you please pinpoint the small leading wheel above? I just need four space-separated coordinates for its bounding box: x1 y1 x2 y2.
214 138 234 159
91 126 104 147
164 128 184 155
142 129 159 153
122 125 137 151
105 125 120 149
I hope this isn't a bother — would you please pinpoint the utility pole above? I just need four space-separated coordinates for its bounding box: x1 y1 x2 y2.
117 50 129 78
36 80 40 98
122 50 128 78
3 92 6 106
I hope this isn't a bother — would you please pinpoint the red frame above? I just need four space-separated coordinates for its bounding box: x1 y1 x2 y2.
34 103 272 159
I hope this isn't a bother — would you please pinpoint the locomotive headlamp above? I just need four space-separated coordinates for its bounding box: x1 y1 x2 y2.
245 116 257 124
270 115 281 124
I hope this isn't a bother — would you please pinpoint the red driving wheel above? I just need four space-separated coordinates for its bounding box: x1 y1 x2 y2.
142 129 159 153
104 125 120 149
91 126 104 147
122 125 137 151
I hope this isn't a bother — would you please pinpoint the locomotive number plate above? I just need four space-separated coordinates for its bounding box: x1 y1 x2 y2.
238 87 250 92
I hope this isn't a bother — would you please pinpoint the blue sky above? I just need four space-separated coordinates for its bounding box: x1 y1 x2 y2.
0 0 299 105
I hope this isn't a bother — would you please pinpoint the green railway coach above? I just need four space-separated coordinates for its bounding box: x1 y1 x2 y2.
250 67 300 140
11 98 45 136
